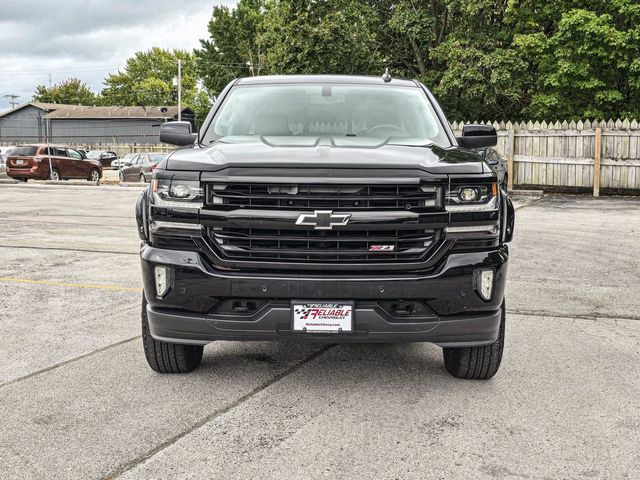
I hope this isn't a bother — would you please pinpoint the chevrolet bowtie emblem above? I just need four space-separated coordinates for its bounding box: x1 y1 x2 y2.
295 210 351 230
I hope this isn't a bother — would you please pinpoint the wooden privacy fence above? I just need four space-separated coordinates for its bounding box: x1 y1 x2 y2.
451 119 640 195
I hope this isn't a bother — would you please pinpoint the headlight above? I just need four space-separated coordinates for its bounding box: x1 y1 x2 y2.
458 187 480 202
153 178 203 208
447 183 498 211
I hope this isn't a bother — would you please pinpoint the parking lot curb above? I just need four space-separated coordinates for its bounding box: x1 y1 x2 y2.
0 180 147 189
43 180 101 186
0 182 146 191
509 189 544 198
102 181 148 188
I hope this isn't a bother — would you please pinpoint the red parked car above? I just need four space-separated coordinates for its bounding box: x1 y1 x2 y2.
5 144 103 182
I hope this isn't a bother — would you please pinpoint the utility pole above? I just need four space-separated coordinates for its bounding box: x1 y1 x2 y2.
177 59 182 122
3 94 19 109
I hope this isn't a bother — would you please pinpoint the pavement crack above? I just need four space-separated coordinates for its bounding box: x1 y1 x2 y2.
104 343 336 480
0 277 142 292
507 308 640 322
513 196 542 211
0 213 132 220
2 219 133 227
0 245 138 255
0 336 139 389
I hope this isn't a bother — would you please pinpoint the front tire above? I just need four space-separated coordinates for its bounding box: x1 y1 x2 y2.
89 168 100 182
141 295 203 373
442 302 505 380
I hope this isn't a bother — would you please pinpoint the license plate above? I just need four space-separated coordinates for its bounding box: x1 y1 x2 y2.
292 302 353 333
15 159 24 165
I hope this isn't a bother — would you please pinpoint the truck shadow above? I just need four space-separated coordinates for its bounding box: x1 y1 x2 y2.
197 340 454 386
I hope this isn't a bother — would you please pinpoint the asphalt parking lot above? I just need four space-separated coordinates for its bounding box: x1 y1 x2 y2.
1 184 639 479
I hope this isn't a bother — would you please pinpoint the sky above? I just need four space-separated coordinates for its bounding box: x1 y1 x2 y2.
0 0 237 111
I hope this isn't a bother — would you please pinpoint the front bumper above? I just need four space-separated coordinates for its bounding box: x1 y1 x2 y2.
141 245 508 346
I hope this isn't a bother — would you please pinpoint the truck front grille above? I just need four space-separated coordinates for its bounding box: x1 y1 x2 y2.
203 181 444 266
208 226 439 262
208 183 441 211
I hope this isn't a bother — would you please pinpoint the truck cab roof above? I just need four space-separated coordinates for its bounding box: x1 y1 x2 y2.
235 74 419 88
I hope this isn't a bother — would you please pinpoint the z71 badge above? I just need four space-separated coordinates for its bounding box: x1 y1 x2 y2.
369 245 395 251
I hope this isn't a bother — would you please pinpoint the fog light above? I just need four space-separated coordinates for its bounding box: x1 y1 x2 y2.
154 266 169 297
478 269 494 300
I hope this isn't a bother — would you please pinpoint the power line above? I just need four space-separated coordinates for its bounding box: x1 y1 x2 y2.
2 94 19 108
0 60 263 77
0 65 121 75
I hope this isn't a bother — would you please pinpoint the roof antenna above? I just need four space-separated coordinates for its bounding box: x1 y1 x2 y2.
382 67 392 83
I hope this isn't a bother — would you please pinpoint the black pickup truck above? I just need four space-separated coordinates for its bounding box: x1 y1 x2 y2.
136 75 515 379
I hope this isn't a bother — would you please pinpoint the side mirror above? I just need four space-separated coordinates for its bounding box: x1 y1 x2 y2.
456 124 497 149
160 121 197 146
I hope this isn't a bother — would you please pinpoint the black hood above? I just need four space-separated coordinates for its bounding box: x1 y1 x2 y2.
164 136 489 174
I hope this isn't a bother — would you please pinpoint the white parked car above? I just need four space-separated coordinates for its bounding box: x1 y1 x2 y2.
111 153 136 170
0 146 17 168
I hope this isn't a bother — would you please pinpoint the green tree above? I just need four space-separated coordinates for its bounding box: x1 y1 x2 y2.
430 0 530 120
513 1 640 120
194 0 640 121
372 0 529 120
260 0 382 76
196 0 268 95
374 0 448 78
32 78 97 105
196 0 382 94
101 47 211 123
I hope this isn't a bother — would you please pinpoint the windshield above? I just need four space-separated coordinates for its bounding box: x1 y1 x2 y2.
202 84 449 147
9 146 37 156
86 151 101 158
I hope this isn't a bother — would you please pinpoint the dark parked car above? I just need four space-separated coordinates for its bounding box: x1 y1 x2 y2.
119 152 165 183
481 147 508 186
136 75 515 379
86 150 117 167
6 144 102 182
